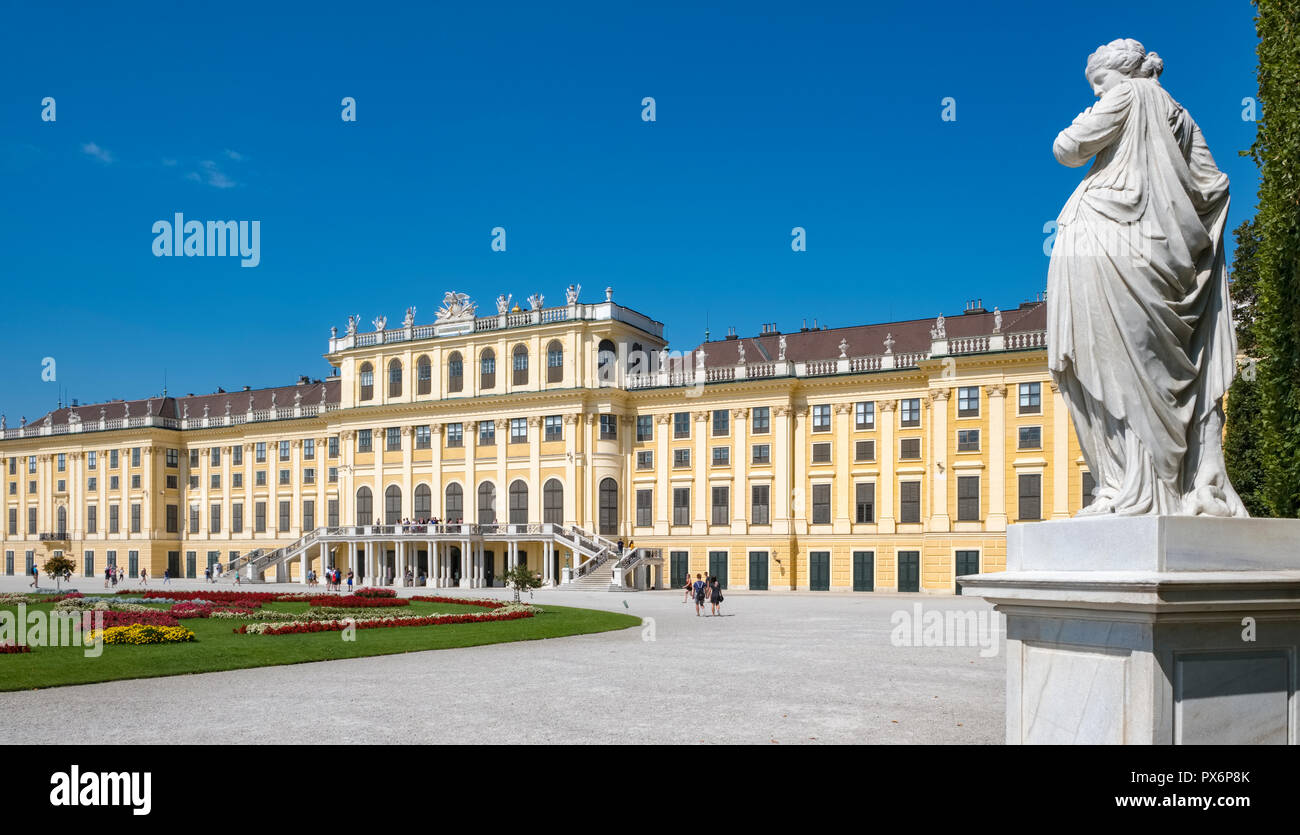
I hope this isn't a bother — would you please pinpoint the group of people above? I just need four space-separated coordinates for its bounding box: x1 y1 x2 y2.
684 573 724 616
392 517 463 533
101 566 126 588
316 567 353 592
202 564 225 583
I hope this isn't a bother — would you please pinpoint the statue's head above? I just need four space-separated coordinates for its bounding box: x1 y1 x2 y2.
1085 38 1163 97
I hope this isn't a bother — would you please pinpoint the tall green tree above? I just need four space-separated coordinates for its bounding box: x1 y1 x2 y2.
1249 0 1300 517
1224 220 1268 516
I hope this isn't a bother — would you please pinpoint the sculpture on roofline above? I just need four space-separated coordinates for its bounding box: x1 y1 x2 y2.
778 334 787 361
528 293 544 311
346 314 360 335
496 294 512 315
737 342 746 364
566 284 581 304
403 306 416 328
1047 38 1245 517
883 333 895 355
372 315 387 332
930 314 946 340
435 291 476 322
839 338 849 359
993 307 1002 333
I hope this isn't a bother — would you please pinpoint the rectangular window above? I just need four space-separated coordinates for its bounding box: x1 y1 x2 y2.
189 449 199 469
899 481 921 523
278 500 290 532
130 474 141 490
279 440 290 461
673 412 690 439
1019 382 1042 414
812 442 831 463
811 404 831 432
1019 474 1042 520
279 469 290 485
129 503 140 533
84 550 94 578
900 398 921 427
415 425 431 449
303 439 315 460
89 451 99 470
186 475 197 490
108 505 119 534
210 474 221 489
211 447 221 466
752 444 770 465
357 430 372 453
1018 426 1042 449
303 468 315 484
57 453 66 472
386 427 401 451
87 506 98 534
210 503 222 533
855 401 875 430
109 450 119 469
855 482 875 523
752 406 770 434
957 429 980 452
855 440 875 462
58 479 66 492
303 499 315 530
673 448 691 469
636 450 654 470
7 509 16 536
165 505 177 533
328 467 338 483
189 504 199 534
544 416 562 442
510 418 527 443
599 414 617 440
328 437 339 458
900 438 921 459
478 421 495 445
232 446 243 466
958 386 980 417
131 447 141 468
672 488 691 526
711 486 729 525
255 501 266 533
328 499 339 527
232 503 243 534
232 473 242 488
446 423 463 447
1082 471 1096 508
751 484 770 525
712 447 730 466
255 471 266 487
957 475 980 521
27 507 36 534
712 409 729 437
636 489 653 527
636 415 653 442
256 442 267 463
812 484 831 524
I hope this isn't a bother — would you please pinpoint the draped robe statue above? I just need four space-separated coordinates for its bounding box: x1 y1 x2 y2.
1046 54 1247 518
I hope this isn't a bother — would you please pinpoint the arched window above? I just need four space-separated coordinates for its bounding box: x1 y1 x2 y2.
509 480 528 524
416 355 432 395
480 349 496 390
628 342 647 375
597 339 617 385
477 481 496 525
385 484 402 524
543 479 564 524
598 478 618 536
447 352 463 393
547 340 564 383
388 359 403 398
512 344 529 386
414 483 431 518
359 363 374 401
445 483 464 522
57 506 67 535
356 486 373 526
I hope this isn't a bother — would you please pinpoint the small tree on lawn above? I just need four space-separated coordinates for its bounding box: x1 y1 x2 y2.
42 554 77 591
502 563 543 603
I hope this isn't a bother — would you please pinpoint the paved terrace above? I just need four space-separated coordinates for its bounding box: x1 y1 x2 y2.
0 576 1005 744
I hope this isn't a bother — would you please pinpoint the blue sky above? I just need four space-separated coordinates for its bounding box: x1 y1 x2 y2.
0 0 1262 421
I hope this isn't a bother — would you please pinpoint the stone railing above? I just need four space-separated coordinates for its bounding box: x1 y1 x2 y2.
0 402 341 441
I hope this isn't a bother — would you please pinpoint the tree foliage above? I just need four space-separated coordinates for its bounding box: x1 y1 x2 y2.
502 562 543 603
1225 220 1270 516
42 554 77 590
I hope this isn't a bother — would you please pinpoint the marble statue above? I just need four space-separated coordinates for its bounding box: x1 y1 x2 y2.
566 284 581 304
1047 38 1245 517
528 293 544 311
993 308 1002 333
225 401 232 416
1 416 6 431
737 342 746 364
294 390 302 407
838 338 848 359
883 333 895 355
496 294 512 315
346 314 359 335
372 315 387 332
930 314 946 340
182 403 189 419
778 334 787 361
435 291 475 322
203 403 210 418
403 306 416 328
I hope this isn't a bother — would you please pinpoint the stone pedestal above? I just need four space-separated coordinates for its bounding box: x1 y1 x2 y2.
959 516 1300 745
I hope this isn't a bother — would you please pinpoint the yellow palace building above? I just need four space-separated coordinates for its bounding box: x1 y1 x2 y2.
0 287 1089 594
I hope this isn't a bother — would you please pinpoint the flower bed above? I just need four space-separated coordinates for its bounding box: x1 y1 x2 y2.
0 642 32 654
236 605 537 635
88 624 196 645
81 610 181 629
169 601 258 619
126 590 301 606
306 595 409 608
352 587 397 599
410 595 509 609
211 606 423 622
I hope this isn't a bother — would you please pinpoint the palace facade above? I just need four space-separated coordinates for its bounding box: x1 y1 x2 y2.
0 288 1086 593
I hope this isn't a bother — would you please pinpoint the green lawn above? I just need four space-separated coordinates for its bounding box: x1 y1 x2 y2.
0 598 640 691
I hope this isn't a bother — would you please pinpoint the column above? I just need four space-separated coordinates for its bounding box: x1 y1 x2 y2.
878 400 897 534
654 414 671 536
1051 381 1070 519
692 410 708 534
833 403 852 533
773 405 793 534
563 414 579 526
731 408 749 534
583 413 596 529
928 388 951 532
792 406 807 536
986 384 1008 531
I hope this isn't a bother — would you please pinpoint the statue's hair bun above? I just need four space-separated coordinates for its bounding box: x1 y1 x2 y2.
1139 51 1164 78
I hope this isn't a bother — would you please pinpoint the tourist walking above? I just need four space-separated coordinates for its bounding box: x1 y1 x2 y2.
692 573 707 616
163 568 171 585
140 567 148 586
682 575 693 602
104 566 112 589
29 565 39 588
709 576 723 616
346 570 354 592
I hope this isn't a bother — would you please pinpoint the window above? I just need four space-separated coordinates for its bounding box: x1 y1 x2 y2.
303 468 315 484
752 406 770 434
543 480 563 524
812 442 831 463
672 488 691 526
232 446 243 465
328 467 338 483
359 363 374 401
957 429 980 452
673 412 690 439
84 551 94 578
445 484 464 521
480 349 496 390
303 439 315 460
900 438 921 459
414 484 431 518
57 453 66 472
512 344 529 386
636 415 653 442
255 442 266 463
546 341 564 383
636 489 653 527
711 486 729 525
477 482 496 524
1018 426 1042 449
1019 474 1042 520
188 504 199 534
712 409 729 437
328 437 339 458
507 481 528 524
855 401 875 430
30 480 38 493
752 444 770 465
232 473 242 488
388 359 402 397
255 471 266 487
812 484 831 524
232 503 243 533
386 427 401 451
811 404 831 432
210 474 221 489
636 450 653 470
90 451 100 470
544 415 562 442
900 481 921 523
1019 382 1042 414
7 509 15 536
417 356 432 395
279 440 290 461
900 398 921 427
210 503 222 533
598 478 619 536
705 446 726 467
1082 471 1097 508
210 447 221 466
189 448 199 468
600 414 617 440
279 469 290 486
303 499 314 530
357 430 372 453
510 418 527 443
279 500 290 532
58 479 66 493
327 499 339 527
131 447 141 468
751 484 770 525
130 474 141 489
958 476 980 521
958 386 980 417
478 421 495 446
446 423 463 447
108 505 119 534
109 450 118 469
255 501 267 533
597 339 617 384
165 505 178 534
855 482 875 523
855 440 875 462
415 425 431 449
673 448 691 469
355 487 373 525
447 352 464 393
87 506 98 534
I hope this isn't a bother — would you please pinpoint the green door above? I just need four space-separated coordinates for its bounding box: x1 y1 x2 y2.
852 551 874 591
955 550 980 595
810 551 830 591
670 551 689 588
167 551 181 578
708 551 728 589
748 551 768 591
897 551 920 592
483 550 495 586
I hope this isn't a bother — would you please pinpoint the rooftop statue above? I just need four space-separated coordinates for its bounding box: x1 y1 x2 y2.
1047 38 1246 517
496 293 512 315
435 291 476 322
